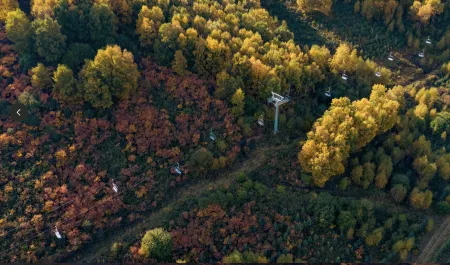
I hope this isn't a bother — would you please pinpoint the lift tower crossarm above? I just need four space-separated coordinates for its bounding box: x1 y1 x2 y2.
268 92 290 134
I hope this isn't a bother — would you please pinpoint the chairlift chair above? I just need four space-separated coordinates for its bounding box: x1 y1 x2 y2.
419 49 425 58
173 163 182 175
112 181 118 193
341 71 348 81
426 36 432 45
324 87 332 98
54 226 62 239
388 52 394 61
209 129 216 141
257 115 264 126
375 71 381 77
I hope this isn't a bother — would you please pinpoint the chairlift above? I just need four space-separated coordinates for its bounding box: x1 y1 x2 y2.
173 163 182 175
324 87 332 98
209 129 216 141
257 115 264 126
341 71 348 81
54 226 62 239
426 36 432 45
375 71 381 77
112 181 118 193
388 52 394 61
418 49 425 58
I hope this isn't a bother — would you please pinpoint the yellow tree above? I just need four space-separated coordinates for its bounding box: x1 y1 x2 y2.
392 237 415 260
136 5 164 48
31 63 53 90
231 88 245 117
80 45 139 109
299 84 402 187
410 0 444 24
308 45 331 69
0 0 18 22
297 0 333 15
410 188 433 209
299 97 355 187
329 43 359 74
53 64 77 101
31 0 61 18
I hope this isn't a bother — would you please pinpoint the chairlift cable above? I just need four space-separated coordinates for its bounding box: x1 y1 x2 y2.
0 170 160 257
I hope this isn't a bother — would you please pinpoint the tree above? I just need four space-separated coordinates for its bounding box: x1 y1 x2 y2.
361 0 375 20
223 250 244 263
412 156 437 188
53 64 77 101
231 88 245 117
351 165 364 186
375 156 393 188
409 188 433 209
337 210 355 232
430 112 450 134
109 0 132 24
391 174 410 190
139 228 172 262
361 162 375 188
436 154 450 180
390 184 407 203
61 43 95 71
136 5 164 48
410 0 444 24
32 17 67 63
5 8 33 54
276 253 294 263
329 43 359 74
365 227 384 246
299 85 401 187
79 45 139 109
87 3 117 48
308 45 331 69
223 250 268 263
31 0 61 18
188 148 213 175
18 91 39 107
297 0 333 15
0 0 18 22
172 50 187 75
392 237 415 260
215 71 240 100
31 63 53 90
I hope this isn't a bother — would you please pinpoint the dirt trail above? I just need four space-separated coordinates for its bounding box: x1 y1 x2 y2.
416 216 450 263
61 142 293 262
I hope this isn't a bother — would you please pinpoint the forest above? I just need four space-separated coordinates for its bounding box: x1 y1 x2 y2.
0 0 449 263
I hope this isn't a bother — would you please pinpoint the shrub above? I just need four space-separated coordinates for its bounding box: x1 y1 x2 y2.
139 228 173 262
18 91 39 108
188 147 214 175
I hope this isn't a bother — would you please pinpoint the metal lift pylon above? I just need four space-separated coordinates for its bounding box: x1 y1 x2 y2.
267 92 290 134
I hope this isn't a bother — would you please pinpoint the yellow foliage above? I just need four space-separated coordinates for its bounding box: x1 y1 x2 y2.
329 43 360 74
0 0 18 22
299 84 401 186
31 0 60 18
410 0 444 24
136 5 164 47
409 188 433 209
297 0 333 15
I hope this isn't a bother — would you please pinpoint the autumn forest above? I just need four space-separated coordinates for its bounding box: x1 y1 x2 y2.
0 0 450 263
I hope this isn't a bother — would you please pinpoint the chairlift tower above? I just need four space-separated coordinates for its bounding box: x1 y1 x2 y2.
267 92 290 134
